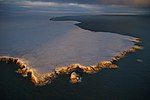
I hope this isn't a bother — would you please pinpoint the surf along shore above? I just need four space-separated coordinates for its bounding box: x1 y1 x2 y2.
0 37 142 86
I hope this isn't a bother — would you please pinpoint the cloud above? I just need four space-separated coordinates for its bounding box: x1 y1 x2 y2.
40 0 150 7
1 0 150 8
14 1 99 9
0 0 149 14
0 1 101 13
17 1 61 7
130 0 150 6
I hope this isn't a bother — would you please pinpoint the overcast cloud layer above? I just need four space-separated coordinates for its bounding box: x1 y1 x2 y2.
1 0 150 7
0 0 149 15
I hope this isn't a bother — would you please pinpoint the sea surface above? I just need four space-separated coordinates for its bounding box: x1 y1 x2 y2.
0 11 150 99
0 11 135 73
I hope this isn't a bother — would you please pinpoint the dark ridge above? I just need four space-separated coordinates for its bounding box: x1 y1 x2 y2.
50 15 150 37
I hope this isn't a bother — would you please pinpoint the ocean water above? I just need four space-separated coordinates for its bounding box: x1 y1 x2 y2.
0 11 135 73
0 11 150 99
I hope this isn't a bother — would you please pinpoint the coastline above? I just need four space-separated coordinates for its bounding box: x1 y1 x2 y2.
1 13 149 99
0 38 142 86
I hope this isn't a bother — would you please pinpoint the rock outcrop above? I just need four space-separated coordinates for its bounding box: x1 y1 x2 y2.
0 38 143 86
70 72 81 83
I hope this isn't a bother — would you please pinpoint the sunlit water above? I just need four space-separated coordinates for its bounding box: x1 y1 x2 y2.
0 10 150 100
0 11 136 73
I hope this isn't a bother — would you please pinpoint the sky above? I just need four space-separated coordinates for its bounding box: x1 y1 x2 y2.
1 0 150 7
0 0 150 14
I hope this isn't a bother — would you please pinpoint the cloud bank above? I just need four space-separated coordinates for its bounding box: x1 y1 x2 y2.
1 0 150 7
0 0 149 15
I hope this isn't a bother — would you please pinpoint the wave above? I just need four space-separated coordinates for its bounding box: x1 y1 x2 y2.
0 38 142 86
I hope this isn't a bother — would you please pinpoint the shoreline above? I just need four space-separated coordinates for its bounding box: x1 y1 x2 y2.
0 38 142 86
